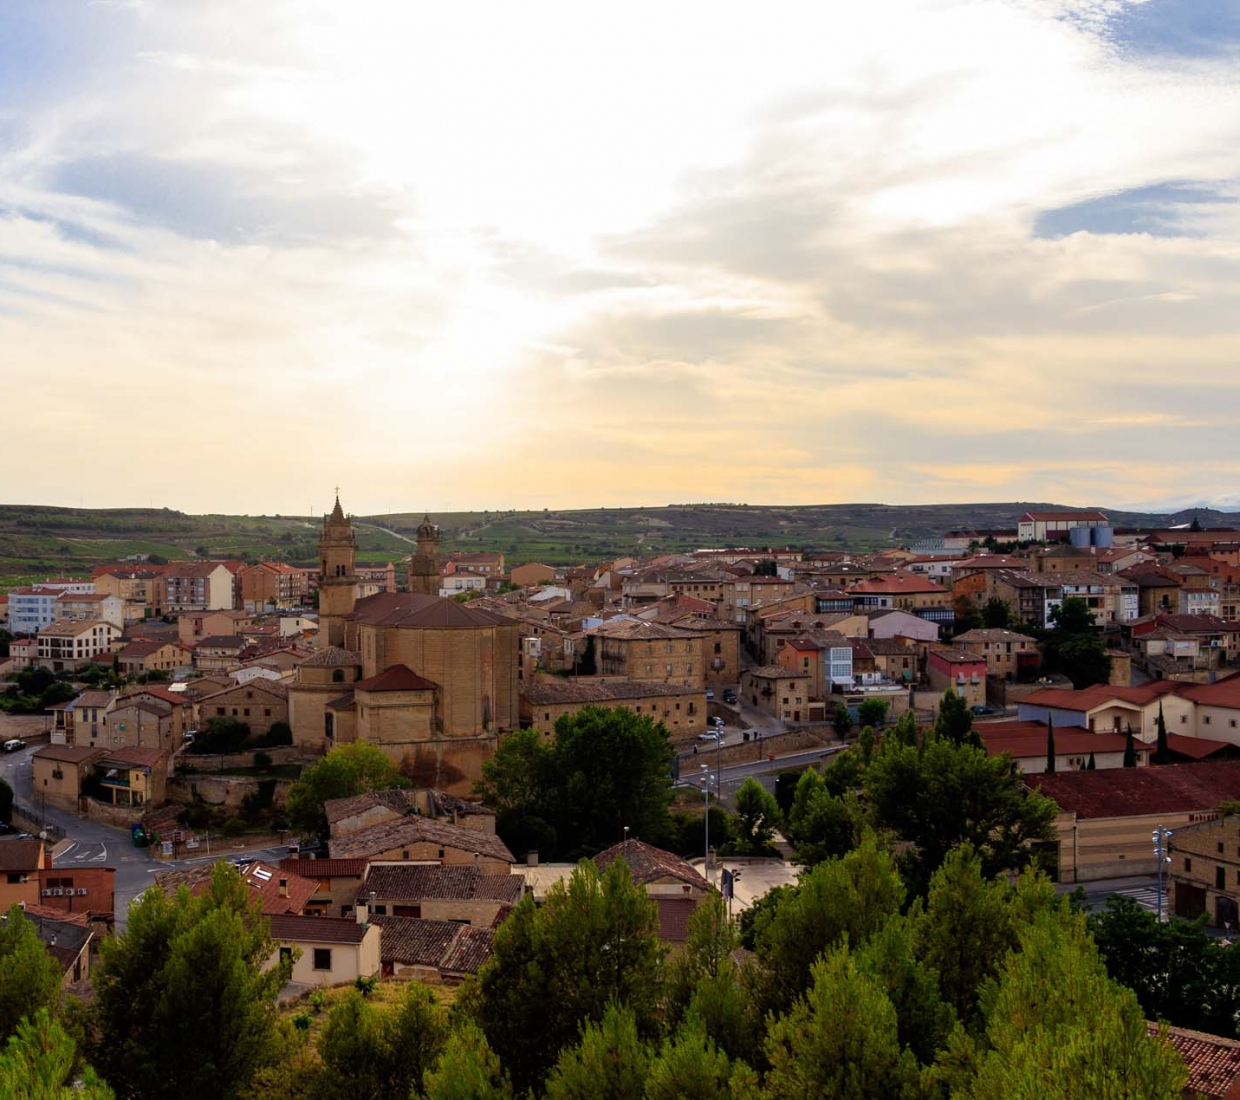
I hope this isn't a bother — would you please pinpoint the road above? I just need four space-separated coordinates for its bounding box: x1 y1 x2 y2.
1 742 289 928
677 744 845 805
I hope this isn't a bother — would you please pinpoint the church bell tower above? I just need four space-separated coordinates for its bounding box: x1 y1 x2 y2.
318 492 357 648
408 513 441 596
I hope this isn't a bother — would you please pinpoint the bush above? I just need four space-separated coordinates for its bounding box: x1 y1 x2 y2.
264 721 293 747
220 818 245 838
253 751 273 769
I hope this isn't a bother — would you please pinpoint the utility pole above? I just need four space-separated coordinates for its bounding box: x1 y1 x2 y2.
715 717 723 800
700 763 711 887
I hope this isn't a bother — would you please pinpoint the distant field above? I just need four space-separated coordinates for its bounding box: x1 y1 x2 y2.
0 500 1234 592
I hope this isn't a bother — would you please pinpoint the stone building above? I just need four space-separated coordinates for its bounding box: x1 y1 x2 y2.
318 496 357 649
592 619 705 689
1169 813 1240 928
289 497 520 794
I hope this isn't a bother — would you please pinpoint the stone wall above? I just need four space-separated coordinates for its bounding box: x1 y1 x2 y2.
683 726 833 769
86 798 143 828
178 745 307 770
168 774 295 809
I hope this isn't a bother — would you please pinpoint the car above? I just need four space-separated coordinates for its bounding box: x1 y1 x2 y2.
2 739 26 753
704 689 715 702
970 705 996 716
722 689 737 704
697 731 722 742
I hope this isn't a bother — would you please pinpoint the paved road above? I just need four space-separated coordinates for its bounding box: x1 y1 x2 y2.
677 744 845 805
1 742 289 928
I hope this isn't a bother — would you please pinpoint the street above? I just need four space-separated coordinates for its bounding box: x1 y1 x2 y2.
1 741 289 928
676 744 845 806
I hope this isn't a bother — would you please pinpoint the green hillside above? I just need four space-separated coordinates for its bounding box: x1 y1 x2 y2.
0 501 1234 592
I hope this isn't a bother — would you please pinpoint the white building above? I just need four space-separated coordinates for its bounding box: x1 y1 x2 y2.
7 586 65 634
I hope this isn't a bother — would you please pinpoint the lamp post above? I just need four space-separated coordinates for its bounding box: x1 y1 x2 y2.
700 763 711 887
1152 825 1173 922
715 717 724 800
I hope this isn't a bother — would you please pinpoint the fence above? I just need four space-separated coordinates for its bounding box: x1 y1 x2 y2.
9 799 65 843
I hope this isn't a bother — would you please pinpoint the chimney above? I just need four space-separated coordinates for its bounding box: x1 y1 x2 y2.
526 850 539 867
473 852 480 868
354 902 367 924
278 878 288 898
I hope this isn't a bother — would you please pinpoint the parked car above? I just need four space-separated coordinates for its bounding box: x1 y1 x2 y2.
2 739 26 753
722 689 737 704
705 689 715 702
970 705 996 716
697 731 722 742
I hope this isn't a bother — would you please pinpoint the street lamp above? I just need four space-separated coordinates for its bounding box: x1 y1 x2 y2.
1152 825 1173 922
715 717 724 800
700 764 711 887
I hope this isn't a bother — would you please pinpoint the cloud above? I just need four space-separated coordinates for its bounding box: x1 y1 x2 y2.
1 0 1240 514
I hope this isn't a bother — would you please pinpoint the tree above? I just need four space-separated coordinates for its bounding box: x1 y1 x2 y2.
191 717 251 755
313 984 448 1099
1088 894 1240 1037
728 778 779 856
92 862 291 1100
865 733 1057 893
981 598 1012 629
1124 725 1137 768
786 769 863 867
833 702 854 739
934 690 979 747
1087 750 1096 770
857 698 890 729
422 1024 512 1100
1045 715 1056 774
476 706 675 861
752 833 905 1016
644 1027 738 1100
752 559 778 577
473 859 665 1094
1043 597 1112 688
1153 702 1170 764
0 905 62 1046
960 908 1188 1100
285 742 409 840
543 1003 649 1100
763 944 921 1100
0 1009 114 1099
914 844 1054 1027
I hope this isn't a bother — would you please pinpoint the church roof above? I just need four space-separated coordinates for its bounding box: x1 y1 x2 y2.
301 646 361 668
354 665 438 693
349 592 510 629
329 495 345 523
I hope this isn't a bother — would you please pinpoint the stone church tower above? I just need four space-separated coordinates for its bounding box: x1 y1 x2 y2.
317 493 357 648
407 514 441 596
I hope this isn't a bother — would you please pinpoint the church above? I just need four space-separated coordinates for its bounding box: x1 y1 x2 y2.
289 497 521 796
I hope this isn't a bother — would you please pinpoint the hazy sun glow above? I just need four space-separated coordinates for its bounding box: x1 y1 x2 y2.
1 0 1239 514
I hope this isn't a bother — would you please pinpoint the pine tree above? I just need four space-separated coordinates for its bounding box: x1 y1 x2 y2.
1045 716 1056 774
1154 702 1170 764
1123 725 1137 768
1087 751 1096 770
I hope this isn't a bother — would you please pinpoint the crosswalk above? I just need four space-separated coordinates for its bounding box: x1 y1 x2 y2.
1109 885 1166 913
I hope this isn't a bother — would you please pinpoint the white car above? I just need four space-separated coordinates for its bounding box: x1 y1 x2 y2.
2 739 26 753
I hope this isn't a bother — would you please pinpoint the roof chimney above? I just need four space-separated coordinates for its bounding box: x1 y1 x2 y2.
278 878 288 898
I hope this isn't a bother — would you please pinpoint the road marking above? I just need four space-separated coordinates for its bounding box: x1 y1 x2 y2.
90 845 108 863
60 842 78 859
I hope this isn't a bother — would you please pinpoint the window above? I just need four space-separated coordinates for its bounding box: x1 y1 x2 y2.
313 948 332 971
373 905 387 916
1186 858 1193 872
279 947 293 966
1218 867 1227 890
1205 716 1213 725
6 873 26 885
243 709 250 717
438 849 445 859
1220 843 1226 854
216 707 225 716
264 708 271 717
332 669 345 683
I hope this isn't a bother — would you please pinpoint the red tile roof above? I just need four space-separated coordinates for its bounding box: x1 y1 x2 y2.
1166 734 1235 760
358 865 523 905
976 721 1131 759
353 665 438 693
278 857 369 879
0 839 43 872
1029 760 1240 819
595 839 710 891
1150 1024 1240 1099
268 914 371 944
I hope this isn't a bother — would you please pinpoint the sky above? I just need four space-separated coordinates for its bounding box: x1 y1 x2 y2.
1 0 1239 517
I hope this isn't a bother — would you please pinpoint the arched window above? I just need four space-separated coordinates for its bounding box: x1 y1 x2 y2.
332 669 345 683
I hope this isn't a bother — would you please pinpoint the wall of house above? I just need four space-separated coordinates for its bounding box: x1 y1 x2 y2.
273 926 380 987
31 758 92 812
367 841 510 875
1052 808 1220 883
521 692 706 738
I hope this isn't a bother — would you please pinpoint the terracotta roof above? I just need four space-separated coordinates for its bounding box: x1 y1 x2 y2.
324 788 417 828
371 915 462 966
1151 1024 1240 1099
195 635 247 650
521 679 702 706
1029 760 1240 819
655 896 699 942
328 816 515 864
154 860 317 915
33 744 106 764
349 592 510 629
0 839 43 872
1176 678 1240 710
268 914 371 945
101 747 168 769
1166 734 1235 760
197 678 289 702
438 925 496 975
358 865 523 904
590 619 695 641
743 665 809 679
1022 510 1108 522
848 573 948 595
595 839 710 891
300 646 361 668
1158 614 1240 634
953 628 1037 644
279 858 369 879
975 721 1131 759
353 665 437 693
1019 681 1183 712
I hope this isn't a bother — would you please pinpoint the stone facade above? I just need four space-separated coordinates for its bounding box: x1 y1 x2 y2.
317 496 357 649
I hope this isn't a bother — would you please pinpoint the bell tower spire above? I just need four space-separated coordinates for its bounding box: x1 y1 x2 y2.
318 491 357 648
